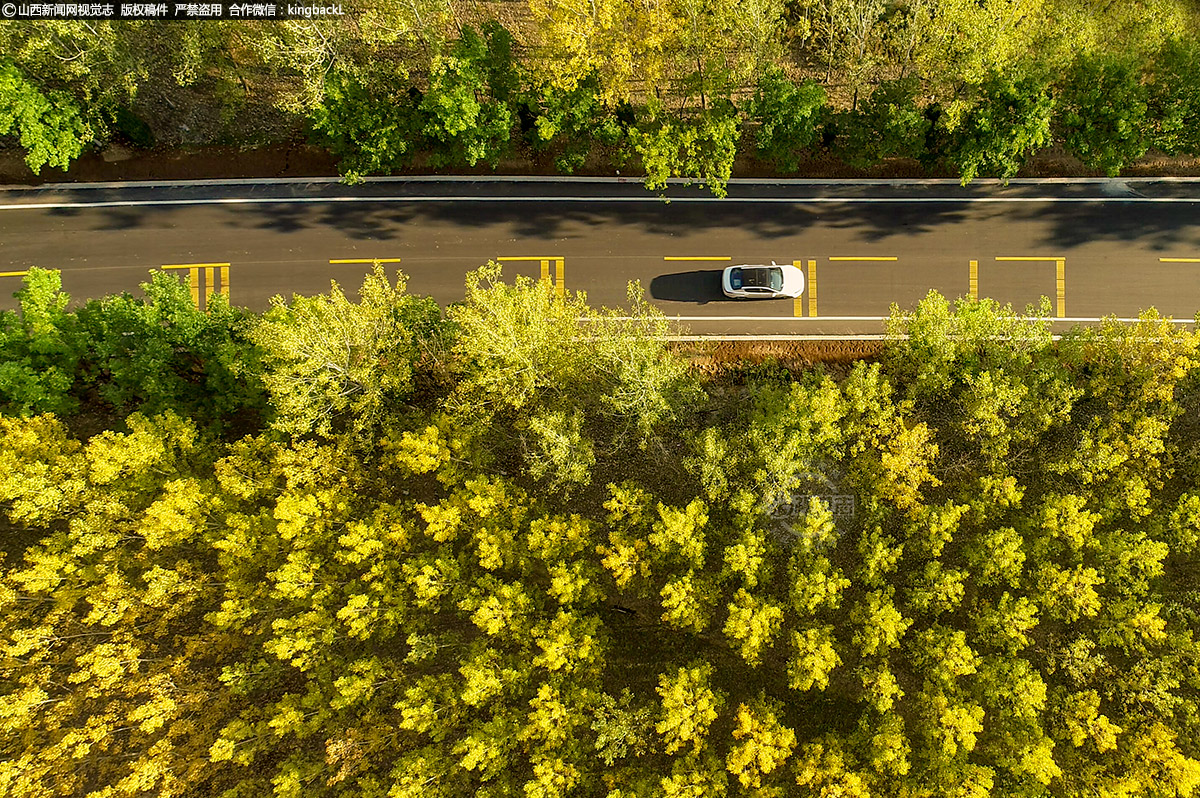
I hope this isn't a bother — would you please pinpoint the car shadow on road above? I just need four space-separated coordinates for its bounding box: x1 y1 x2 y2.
649 270 725 304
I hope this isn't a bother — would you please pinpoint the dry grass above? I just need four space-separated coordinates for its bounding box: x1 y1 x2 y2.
671 339 887 378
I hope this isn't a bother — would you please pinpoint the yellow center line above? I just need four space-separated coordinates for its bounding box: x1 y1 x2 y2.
993 257 1066 317
969 260 978 300
1160 257 1200 263
160 263 232 308
807 259 818 318
496 256 566 294
1056 258 1065 318
663 256 732 261
828 256 898 261
792 260 804 317
329 258 402 264
0 271 30 277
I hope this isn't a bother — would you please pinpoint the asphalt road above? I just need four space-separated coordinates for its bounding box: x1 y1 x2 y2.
1 176 1199 337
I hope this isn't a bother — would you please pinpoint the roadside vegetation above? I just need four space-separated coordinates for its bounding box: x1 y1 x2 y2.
2 1 1200 192
2 265 1200 796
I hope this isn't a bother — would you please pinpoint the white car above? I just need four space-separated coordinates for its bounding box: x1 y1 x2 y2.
721 262 805 299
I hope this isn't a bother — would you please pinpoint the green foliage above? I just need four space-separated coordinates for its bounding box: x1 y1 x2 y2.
0 268 79 416
525 407 597 489
630 100 741 197
2 277 1200 798
1058 54 1149 176
74 271 265 426
836 77 931 168
940 73 1055 184
420 23 517 168
0 268 263 429
312 68 424 179
1147 36 1200 155
252 264 442 440
746 66 827 172
523 71 626 173
2 4 1198 180
0 59 91 174
450 264 697 481
591 688 655 765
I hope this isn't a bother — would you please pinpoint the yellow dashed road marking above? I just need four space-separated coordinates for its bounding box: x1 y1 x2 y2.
995 256 1066 318
663 256 732 261
162 262 230 309
792 260 804 317
329 257 403 264
970 260 978 300
828 256 898 262
1056 258 1065 318
1160 257 1200 263
807 259 818 317
0 271 30 277
498 255 565 294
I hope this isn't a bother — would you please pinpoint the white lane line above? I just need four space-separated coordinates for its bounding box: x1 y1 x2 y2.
3 196 1200 211
585 315 1194 323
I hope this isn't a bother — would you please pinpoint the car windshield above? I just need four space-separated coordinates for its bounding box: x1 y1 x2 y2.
733 266 783 291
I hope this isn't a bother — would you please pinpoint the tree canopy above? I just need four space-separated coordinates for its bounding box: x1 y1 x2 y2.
3 3 1200 190
2 266 1200 796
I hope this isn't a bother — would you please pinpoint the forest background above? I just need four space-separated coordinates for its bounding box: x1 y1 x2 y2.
2 264 1200 796
3 0 1200 192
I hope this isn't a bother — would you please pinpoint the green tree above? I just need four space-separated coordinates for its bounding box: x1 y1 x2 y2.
450 264 696 470
807 0 887 104
312 67 424 179
836 77 930 168
522 71 625 173
939 73 1054 184
75 270 265 427
252 264 442 440
746 67 827 172
0 59 92 173
0 268 78 416
913 0 1048 86
420 23 517 168
1058 54 1149 176
1147 36 1200 155
630 101 741 197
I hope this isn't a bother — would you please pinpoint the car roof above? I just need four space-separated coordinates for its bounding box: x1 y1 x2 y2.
731 265 780 288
